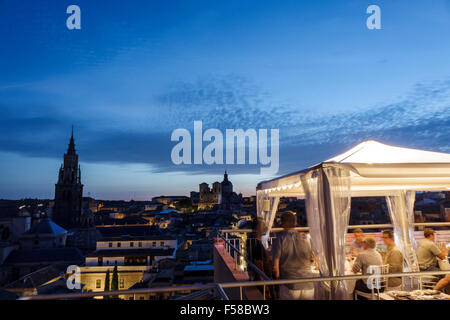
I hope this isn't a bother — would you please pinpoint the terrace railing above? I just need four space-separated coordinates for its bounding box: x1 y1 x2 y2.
219 222 450 272
18 269 450 301
15 222 450 301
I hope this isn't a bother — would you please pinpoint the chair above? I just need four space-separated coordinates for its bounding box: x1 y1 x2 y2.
419 276 439 290
386 270 405 292
354 264 389 300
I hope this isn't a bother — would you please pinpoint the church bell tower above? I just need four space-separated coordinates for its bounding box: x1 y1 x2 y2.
53 128 83 229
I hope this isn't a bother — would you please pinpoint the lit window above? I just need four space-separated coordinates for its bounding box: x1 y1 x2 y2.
120 279 125 288
96 279 101 288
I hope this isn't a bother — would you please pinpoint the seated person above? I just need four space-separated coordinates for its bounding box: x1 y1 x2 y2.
416 228 448 272
381 229 403 289
434 274 450 294
272 212 315 300
352 236 383 294
350 228 364 256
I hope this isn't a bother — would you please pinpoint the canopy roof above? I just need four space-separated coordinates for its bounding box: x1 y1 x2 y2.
257 140 450 197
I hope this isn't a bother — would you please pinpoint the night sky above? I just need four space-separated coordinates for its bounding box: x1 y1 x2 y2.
0 0 449 200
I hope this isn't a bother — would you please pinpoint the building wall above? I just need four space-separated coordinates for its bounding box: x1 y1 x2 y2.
11 217 31 240
96 239 176 250
79 266 150 298
86 257 125 266
199 183 220 207
121 291 173 300
213 242 262 300
19 234 67 249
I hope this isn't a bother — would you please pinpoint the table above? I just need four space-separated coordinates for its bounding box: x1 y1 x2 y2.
311 259 357 299
381 290 450 300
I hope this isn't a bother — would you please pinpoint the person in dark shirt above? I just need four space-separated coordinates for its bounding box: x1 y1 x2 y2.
246 217 274 299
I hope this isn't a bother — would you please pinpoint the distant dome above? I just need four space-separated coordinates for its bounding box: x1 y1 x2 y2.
24 217 67 236
221 180 232 187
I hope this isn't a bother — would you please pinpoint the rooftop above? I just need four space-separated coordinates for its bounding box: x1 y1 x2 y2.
22 217 67 236
86 248 175 257
96 225 176 240
4 265 63 289
3 247 84 265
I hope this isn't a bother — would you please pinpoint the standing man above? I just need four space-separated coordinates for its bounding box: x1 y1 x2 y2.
417 228 448 271
350 228 364 257
352 236 383 294
272 212 315 300
381 229 403 289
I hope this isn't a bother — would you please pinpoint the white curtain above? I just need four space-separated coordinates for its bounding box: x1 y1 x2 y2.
301 165 352 300
256 190 279 249
256 190 265 220
386 191 419 272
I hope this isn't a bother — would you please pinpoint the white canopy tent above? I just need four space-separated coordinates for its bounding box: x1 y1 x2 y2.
256 140 450 299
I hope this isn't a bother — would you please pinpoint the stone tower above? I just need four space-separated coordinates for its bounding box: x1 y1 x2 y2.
220 171 233 211
53 128 83 229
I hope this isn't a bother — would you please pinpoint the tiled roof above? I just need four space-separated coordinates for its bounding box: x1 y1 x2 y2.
97 216 150 226
3 247 84 265
4 265 64 289
23 218 67 236
96 225 176 240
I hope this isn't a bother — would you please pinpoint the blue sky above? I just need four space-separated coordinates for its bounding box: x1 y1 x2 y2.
0 0 449 200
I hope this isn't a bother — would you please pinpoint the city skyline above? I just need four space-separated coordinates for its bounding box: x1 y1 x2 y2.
1 0 450 200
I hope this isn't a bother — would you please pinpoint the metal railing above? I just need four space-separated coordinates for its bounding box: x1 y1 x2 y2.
219 222 450 272
217 231 270 281
219 221 450 234
15 222 450 301
18 269 450 300
216 284 229 300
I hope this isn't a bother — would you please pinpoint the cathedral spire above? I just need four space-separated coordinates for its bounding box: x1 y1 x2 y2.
67 126 76 155
55 126 83 230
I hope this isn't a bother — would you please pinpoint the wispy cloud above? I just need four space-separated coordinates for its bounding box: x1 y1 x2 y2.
0 76 449 176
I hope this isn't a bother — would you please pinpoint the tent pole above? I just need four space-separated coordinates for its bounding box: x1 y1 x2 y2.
321 168 338 300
